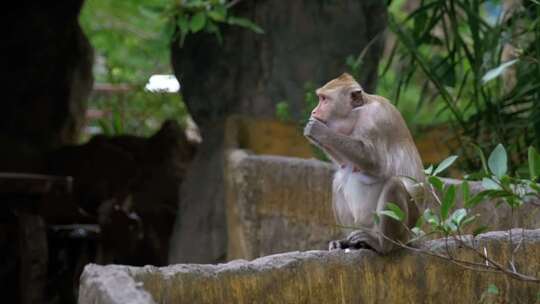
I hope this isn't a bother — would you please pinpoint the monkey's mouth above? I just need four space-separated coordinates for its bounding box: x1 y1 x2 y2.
312 117 327 125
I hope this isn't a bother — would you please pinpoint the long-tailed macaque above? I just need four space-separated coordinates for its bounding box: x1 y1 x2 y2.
304 73 425 254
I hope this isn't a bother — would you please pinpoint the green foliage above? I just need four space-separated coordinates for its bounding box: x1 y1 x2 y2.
401 144 540 239
487 284 499 295
85 91 188 139
275 101 292 122
529 147 540 181
432 155 459 176
81 0 263 84
81 1 262 138
80 0 190 138
80 0 173 84
488 144 507 179
173 0 264 46
479 283 501 304
387 0 540 170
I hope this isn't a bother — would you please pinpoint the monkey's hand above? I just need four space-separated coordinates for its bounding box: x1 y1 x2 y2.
304 118 330 146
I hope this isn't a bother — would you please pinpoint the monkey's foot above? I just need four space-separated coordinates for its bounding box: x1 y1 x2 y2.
327 231 377 251
347 231 376 251
328 240 347 251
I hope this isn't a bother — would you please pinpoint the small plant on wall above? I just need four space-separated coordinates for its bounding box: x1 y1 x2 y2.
377 144 540 284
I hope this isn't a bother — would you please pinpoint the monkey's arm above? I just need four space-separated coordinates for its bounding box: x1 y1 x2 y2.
304 119 379 173
305 135 345 165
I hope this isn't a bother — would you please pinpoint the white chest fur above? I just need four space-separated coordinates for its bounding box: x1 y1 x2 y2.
332 166 384 227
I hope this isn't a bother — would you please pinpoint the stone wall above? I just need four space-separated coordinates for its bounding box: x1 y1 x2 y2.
79 229 540 304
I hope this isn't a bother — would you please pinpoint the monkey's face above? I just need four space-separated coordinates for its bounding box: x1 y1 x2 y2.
310 73 366 135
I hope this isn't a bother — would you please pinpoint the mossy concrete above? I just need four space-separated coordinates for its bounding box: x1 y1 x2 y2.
225 151 540 260
79 229 540 304
225 150 340 260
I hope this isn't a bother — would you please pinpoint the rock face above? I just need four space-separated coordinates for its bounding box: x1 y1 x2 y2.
224 152 540 260
168 0 388 264
79 229 540 304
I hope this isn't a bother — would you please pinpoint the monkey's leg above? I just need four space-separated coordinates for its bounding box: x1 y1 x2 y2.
375 177 416 254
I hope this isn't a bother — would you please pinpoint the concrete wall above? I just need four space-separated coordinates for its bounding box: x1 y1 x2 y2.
79 229 540 304
224 151 540 260
225 150 340 260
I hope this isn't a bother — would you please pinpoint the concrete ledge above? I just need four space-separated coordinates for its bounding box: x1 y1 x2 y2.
79 229 540 304
78 263 155 304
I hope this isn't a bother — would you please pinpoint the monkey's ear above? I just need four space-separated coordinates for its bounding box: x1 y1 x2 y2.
350 89 365 108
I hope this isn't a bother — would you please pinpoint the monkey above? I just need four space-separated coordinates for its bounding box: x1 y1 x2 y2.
304 73 425 254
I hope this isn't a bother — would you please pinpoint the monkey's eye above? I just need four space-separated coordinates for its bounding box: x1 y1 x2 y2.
319 94 330 102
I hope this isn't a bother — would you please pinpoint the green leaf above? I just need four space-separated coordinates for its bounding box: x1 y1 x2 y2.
441 185 456 220
488 144 507 178
276 101 291 122
428 176 444 192
423 209 440 227
411 227 425 238
380 202 405 222
177 15 190 31
528 146 540 180
433 155 458 176
177 15 190 46
207 5 227 22
450 208 467 225
486 283 499 295
415 214 424 228
481 59 518 85
462 181 470 202
473 144 489 175
190 12 207 33
473 226 489 236
424 164 434 175
379 210 402 222
373 213 380 225
444 220 458 233
530 182 540 193
464 191 489 208
482 177 500 190
227 16 264 34
460 214 478 227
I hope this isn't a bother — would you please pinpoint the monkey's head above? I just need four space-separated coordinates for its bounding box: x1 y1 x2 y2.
311 73 366 135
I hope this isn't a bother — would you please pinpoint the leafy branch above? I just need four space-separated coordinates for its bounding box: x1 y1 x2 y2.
169 0 263 46
378 144 540 283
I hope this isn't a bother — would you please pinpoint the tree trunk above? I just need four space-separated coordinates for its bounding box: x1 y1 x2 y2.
0 1 93 171
169 0 388 263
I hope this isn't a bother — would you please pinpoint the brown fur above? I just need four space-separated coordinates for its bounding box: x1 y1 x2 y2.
304 74 426 254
